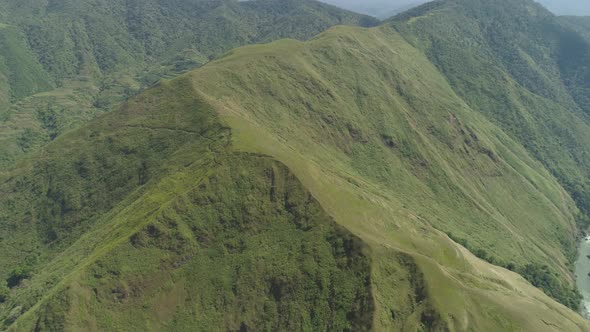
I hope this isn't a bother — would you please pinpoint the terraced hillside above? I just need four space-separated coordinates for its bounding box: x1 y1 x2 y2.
2 4 590 329
0 0 378 168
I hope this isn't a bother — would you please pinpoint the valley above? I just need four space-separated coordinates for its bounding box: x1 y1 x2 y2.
1 0 590 331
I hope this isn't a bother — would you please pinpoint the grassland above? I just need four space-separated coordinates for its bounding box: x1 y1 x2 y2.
2 0 590 330
0 0 378 169
0 15 589 330
190 25 589 329
0 74 374 332
393 0 590 230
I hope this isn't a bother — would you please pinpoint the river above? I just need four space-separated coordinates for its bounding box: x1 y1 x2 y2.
575 238 590 319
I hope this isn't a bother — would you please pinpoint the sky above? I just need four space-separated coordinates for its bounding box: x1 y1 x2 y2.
320 0 590 18
537 0 590 15
320 0 427 18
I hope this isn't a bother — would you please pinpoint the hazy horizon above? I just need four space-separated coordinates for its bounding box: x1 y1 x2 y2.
537 0 590 15
320 0 590 18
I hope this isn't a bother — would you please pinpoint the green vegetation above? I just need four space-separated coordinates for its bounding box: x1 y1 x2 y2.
186 18 590 329
0 77 374 331
72 155 373 331
6 265 32 289
0 282 8 304
520 264 582 310
447 232 581 309
2 0 590 330
393 0 590 237
0 0 378 168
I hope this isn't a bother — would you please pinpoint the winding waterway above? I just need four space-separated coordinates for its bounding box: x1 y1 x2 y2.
575 238 590 319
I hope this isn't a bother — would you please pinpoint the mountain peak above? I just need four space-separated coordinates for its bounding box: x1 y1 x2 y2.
397 0 553 22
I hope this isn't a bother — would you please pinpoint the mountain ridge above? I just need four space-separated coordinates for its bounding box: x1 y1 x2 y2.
393 0 590 227
2 19 589 331
0 0 378 169
2 0 590 330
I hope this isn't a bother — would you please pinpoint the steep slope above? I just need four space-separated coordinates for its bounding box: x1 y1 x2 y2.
193 24 583 308
0 72 374 332
0 25 53 108
1 22 589 331
559 16 590 43
0 0 377 81
0 0 378 168
393 0 590 232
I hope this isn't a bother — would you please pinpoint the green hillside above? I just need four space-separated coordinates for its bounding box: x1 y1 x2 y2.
559 16 590 42
0 72 374 331
0 0 377 81
2 2 590 329
392 0 590 228
0 0 378 168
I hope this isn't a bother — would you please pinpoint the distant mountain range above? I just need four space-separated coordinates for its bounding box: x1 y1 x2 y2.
321 0 590 18
3 0 590 330
320 0 428 18
537 0 590 16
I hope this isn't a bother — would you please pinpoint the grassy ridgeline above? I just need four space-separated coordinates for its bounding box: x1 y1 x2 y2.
0 0 379 168
34 155 374 331
0 78 374 331
2 0 590 330
2 23 588 331
393 0 590 232
190 24 588 329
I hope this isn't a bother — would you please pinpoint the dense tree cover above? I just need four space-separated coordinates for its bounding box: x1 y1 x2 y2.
0 78 374 331
0 0 377 90
519 264 582 310
394 0 590 270
0 282 8 304
0 0 378 168
2 0 590 330
447 232 582 310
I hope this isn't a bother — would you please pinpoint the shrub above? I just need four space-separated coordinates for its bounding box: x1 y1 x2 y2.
6 265 32 288
0 282 9 303
518 263 581 310
446 232 580 309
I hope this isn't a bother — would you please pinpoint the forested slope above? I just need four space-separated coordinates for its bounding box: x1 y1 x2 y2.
1 7 590 330
393 0 590 235
0 0 377 168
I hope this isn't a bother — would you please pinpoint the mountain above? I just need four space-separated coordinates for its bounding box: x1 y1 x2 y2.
320 0 590 18
3 0 590 330
392 0 590 237
0 0 378 168
559 16 590 42
320 0 429 18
